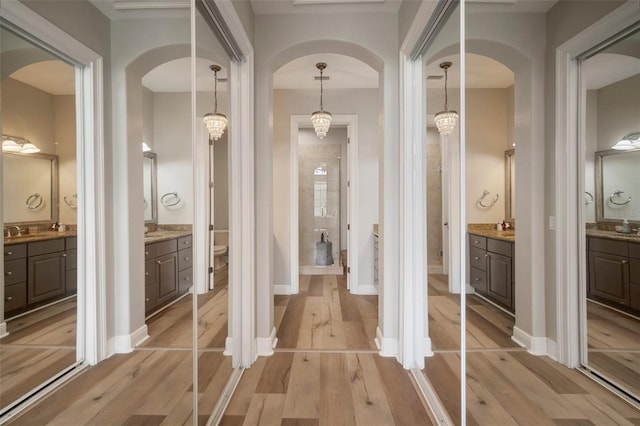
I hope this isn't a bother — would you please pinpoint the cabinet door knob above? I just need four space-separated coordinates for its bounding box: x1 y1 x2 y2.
184 257 190 261
622 259 628 264
6 296 12 301
183 241 189 245
6 251 12 256
62 253 67 257
157 260 162 264
474 256 479 260
184 277 190 281
6 271 12 276
145 251 149 256
474 277 479 281
146 297 150 302
485 254 490 258
145 272 149 276
474 240 479 244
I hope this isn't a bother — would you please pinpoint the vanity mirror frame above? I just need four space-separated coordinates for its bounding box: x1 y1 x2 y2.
505 148 515 221
3 151 59 226
143 151 157 225
594 147 640 225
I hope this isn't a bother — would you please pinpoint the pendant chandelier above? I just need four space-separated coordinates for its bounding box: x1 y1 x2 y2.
434 61 458 136
311 62 332 139
203 65 227 141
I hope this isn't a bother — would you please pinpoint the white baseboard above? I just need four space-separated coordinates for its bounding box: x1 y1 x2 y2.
512 326 547 355
546 338 558 361
0 321 7 339
224 337 232 356
274 284 292 295
375 327 397 357
256 327 278 356
424 337 433 357
111 325 149 353
352 284 378 295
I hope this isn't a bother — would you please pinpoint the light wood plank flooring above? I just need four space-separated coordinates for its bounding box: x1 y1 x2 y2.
425 274 640 424
0 298 77 411
222 274 435 425
587 300 640 399
7 277 231 425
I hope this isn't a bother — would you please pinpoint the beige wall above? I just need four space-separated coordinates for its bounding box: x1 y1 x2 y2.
596 74 640 151
55 95 77 225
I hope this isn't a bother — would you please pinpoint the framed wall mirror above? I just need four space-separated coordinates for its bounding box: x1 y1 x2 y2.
595 148 640 223
2 151 59 225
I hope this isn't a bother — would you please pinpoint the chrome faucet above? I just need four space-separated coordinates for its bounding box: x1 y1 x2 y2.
12 226 23 236
3 227 10 238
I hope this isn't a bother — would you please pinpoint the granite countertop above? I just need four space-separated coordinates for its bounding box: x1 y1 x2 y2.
4 230 78 245
468 224 515 242
586 228 640 243
144 230 191 244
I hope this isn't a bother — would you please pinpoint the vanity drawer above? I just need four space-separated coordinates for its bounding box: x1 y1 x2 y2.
470 247 487 271
629 242 640 260
66 269 77 293
470 267 487 294
631 282 640 310
178 248 192 271
4 244 26 259
488 238 512 257
4 258 27 285
589 237 628 257
178 268 192 293
28 238 65 256
66 236 77 249
469 234 486 250
145 283 158 313
154 239 178 257
5 282 27 313
145 260 156 285
178 235 192 249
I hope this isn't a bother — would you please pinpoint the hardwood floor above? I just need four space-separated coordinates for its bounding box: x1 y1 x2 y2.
0 298 77 411
587 300 640 398
222 274 434 425
275 275 377 350
425 275 640 424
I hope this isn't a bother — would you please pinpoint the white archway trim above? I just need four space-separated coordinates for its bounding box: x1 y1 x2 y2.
288 115 360 295
0 1 107 365
555 0 640 368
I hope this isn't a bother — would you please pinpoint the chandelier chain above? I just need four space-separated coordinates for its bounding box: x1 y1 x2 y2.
443 65 449 111
213 68 218 113
320 66 324 111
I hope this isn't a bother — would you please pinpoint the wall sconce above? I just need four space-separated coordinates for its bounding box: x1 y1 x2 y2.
2 135 40 154
611 132 640 151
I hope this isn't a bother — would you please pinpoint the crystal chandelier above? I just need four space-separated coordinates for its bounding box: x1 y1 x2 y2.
612 132 640 150
203 65 227 141
2 135 40 153
434 61 458 136
311 62 332 139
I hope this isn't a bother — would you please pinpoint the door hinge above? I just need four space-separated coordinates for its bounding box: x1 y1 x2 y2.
209 224 214 231
347 267 351 273
209 267 214 274
347 180 350 187
347 224 350 230
209 182 214 189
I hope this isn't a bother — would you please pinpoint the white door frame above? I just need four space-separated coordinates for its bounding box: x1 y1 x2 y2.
289 115 359 294
0 1 107 365
555 0 640 367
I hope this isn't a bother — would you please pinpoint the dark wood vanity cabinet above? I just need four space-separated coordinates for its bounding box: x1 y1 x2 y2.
469 233 514 313
588 236 640 315
4 236 77 317
144 234 192 315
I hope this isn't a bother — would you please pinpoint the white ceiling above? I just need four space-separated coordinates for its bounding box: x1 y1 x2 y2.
89 0 189 20
582 53 640 90
10 60 75 95
250 0 402 15
273 53 378 89
142 57 228 92
426 53 515 89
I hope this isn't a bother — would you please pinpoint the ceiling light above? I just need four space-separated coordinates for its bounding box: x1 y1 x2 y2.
612 132 640 150
203 65 227 141
311 62 332 139
434 62 458 137
2 135 40 153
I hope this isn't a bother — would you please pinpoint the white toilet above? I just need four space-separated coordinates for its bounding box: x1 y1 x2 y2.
213 230 229 271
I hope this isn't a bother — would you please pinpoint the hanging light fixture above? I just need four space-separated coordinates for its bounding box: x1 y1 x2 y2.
2 135 40 153
203 64 227 141
311 62 332 139
611 132 640 151
434 61 458 136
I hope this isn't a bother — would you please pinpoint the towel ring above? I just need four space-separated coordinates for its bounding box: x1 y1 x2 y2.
609 190 631 206
161 192 181 207
26 193 44 210
584 191 594 204
477 190 499 208
64 193 77 209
